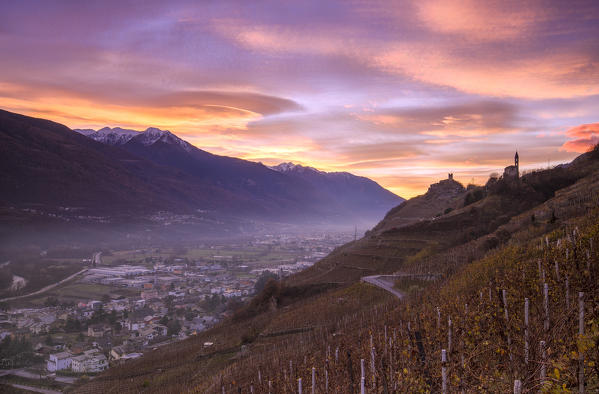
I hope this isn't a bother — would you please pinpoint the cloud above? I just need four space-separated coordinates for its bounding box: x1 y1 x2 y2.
561 122 599 153
374 43 599 99
416 0 540 41
148 90 302 116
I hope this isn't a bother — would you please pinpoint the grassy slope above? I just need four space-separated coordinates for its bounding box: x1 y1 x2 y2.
76 152 599 393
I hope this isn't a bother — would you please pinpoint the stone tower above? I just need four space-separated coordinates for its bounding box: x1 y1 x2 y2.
515 151 519 177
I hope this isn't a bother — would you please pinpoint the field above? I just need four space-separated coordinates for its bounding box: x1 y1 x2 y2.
9 282 138 308
100 245 301 268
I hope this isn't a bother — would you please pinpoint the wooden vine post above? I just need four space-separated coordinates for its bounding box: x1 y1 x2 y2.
441 349 448 394
543 283 550 332
540 341 547 388
579 292 585 394
448 316 452 355
524 298 529 365
502 289 512 362
513 379 522 394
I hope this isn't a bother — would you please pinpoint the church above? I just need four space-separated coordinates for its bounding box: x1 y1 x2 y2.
503 152 519 179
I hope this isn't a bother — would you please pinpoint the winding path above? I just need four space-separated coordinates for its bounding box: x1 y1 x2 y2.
362 273 440 299
361 275 405 299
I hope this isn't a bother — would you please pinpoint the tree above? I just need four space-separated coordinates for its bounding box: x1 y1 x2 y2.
254 271 279 294
167 320 181 336
65 317 81 332
0 267 12 290
159 315 169 326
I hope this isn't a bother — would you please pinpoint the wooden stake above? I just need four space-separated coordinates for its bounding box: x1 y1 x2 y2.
502 289 512 361
371 346 376 390
540 341 547 387
579 292 585 394
524 298 529 365
448 316 452 355
543 283 550 332
566 277 570 310
513 379 522 394
361 358 365 381
312 367 316 394
441 349 448 394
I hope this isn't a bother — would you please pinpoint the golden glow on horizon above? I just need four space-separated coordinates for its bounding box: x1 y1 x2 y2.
1 1 596 200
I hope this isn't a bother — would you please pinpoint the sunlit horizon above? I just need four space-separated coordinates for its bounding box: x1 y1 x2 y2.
1 0 598 198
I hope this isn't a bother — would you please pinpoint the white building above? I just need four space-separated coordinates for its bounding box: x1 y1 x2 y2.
71 350 108 373
71 354 87 373
47 351 72 372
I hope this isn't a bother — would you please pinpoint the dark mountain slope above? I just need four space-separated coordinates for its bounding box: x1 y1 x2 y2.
121 133 326 218
0 109 261 216
74 124 404 223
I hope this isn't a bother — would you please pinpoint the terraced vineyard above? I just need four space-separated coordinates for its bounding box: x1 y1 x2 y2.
75 148 599 394
189 213 599 393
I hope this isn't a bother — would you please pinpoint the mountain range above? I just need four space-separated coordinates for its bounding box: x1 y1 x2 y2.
0 109 403 241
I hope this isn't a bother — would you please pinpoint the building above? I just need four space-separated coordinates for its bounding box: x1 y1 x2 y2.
71 354 87 373
47 351 72 372
71 350 108 373
503 152 520 179
87 324 112 338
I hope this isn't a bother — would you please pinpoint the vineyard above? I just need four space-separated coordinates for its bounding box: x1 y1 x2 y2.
75 150 599 394
190 212 599 393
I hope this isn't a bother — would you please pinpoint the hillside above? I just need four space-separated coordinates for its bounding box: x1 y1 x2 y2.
75 147 599 393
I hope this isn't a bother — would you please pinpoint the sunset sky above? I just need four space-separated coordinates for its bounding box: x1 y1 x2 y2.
1 1 598 198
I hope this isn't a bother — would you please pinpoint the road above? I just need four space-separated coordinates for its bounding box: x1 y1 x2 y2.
0 269 88 303
361 275 404 299
5 383 62 394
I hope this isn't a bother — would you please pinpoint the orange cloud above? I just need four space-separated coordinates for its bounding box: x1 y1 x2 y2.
374 43 599 99
560 122 599 153
416 0 539 41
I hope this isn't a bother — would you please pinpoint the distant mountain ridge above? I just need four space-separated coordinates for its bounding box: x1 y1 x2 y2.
0 111 403 233
270 162 404 215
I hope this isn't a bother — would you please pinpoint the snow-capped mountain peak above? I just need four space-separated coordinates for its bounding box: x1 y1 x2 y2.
74 126 193 152
74 127 140 145
269 162 325 175
136 127 192 152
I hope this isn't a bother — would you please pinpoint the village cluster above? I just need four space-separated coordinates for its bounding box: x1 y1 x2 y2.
0 231 350 381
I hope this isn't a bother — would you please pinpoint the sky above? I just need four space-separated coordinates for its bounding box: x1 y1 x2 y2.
1 0 598 198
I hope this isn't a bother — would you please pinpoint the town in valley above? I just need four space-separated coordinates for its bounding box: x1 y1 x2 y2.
0 230 354 389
